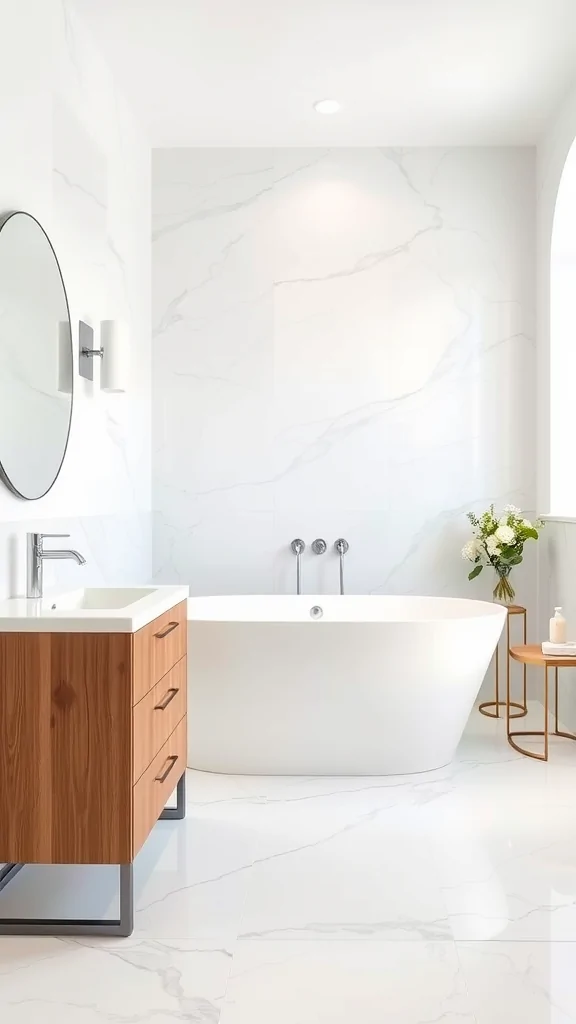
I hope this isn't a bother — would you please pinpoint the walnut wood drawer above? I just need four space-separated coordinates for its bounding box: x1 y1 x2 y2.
132 716 187 858
132 600 187 704
133 656 187 783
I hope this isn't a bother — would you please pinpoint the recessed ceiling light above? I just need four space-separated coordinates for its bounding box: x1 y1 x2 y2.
313 99 340 115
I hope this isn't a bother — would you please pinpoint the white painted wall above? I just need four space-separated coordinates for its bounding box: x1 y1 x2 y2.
152 147 537 608
0 0 151 596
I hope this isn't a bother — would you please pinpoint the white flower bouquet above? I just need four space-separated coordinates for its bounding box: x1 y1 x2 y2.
462 504 543 603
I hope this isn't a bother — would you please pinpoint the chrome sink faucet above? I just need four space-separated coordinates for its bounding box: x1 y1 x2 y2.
26 532 87 599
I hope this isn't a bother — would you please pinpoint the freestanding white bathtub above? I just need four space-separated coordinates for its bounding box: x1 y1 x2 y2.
187 595 506 775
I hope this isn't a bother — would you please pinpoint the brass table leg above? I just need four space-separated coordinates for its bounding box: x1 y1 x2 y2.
522 611 527 713
555 666 559 736
508 663 576 760
480 609 528 719
553 665 576 743
541 663 545 761
507 663 548 760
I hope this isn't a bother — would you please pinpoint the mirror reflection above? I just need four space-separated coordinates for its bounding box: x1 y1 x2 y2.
0 212 73 499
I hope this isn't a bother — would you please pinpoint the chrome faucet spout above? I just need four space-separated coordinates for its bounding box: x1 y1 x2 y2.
290 539 306 595
26 532 87 598
42 549 86 565
334 538 349 595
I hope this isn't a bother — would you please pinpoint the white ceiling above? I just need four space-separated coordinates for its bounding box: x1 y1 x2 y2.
74 0 576 147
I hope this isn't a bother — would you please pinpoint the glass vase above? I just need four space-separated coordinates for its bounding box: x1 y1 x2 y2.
493 566 515 604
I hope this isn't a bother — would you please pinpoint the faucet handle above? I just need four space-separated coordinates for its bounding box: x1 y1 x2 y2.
30 532 70 551
291 539 306 555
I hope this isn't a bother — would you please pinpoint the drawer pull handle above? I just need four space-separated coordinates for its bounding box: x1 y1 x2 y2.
155 754 178 784
154 620 179 640
154 687 179 711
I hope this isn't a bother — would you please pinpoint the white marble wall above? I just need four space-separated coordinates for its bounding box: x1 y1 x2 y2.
534 81 576 712
153 147 536 601
0 0 151 596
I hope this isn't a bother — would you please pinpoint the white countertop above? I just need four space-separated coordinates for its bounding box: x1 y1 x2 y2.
0 585 190 633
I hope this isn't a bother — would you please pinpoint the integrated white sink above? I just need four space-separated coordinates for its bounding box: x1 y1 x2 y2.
0 584 189 633
45 587 157 611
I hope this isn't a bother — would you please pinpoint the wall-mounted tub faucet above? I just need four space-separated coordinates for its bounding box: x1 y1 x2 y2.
311 538 327 554
290 539 306 595
334 538 349 595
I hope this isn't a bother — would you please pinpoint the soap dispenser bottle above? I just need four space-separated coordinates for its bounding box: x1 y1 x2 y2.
550 607 567 644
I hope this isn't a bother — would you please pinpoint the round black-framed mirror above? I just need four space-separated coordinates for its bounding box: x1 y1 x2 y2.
0 211 74 500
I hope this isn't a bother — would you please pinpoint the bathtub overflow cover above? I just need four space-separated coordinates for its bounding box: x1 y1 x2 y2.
310 605 323 620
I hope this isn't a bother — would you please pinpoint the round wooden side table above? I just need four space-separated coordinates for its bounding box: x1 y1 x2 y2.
479 604 527 719
508 645 576 761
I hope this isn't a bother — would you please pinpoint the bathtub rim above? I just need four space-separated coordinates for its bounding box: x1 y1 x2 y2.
187 593 508 625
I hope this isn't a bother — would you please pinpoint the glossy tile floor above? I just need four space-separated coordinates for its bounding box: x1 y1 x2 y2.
1 703 576 1022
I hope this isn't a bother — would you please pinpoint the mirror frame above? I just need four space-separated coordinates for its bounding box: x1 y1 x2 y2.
0 210 74 501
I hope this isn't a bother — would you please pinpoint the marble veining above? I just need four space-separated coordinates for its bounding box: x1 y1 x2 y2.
0 0 151 597
2 710 576 1021
152 147 536 604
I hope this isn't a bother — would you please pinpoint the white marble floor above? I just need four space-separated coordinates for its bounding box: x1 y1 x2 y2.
1 703 576 1022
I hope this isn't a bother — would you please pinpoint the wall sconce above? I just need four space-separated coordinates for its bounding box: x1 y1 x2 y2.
100 320 128 393
78 319 128 392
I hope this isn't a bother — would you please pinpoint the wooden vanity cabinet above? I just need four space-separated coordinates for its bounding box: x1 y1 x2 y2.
0 600 187 866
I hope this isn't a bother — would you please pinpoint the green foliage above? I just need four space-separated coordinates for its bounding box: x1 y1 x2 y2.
462 505 544 586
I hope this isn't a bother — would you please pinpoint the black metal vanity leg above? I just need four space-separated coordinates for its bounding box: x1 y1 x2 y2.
160 771 186 821
0 775 186 935
0 862 134 936
118 862 134 937
0 863 24 894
